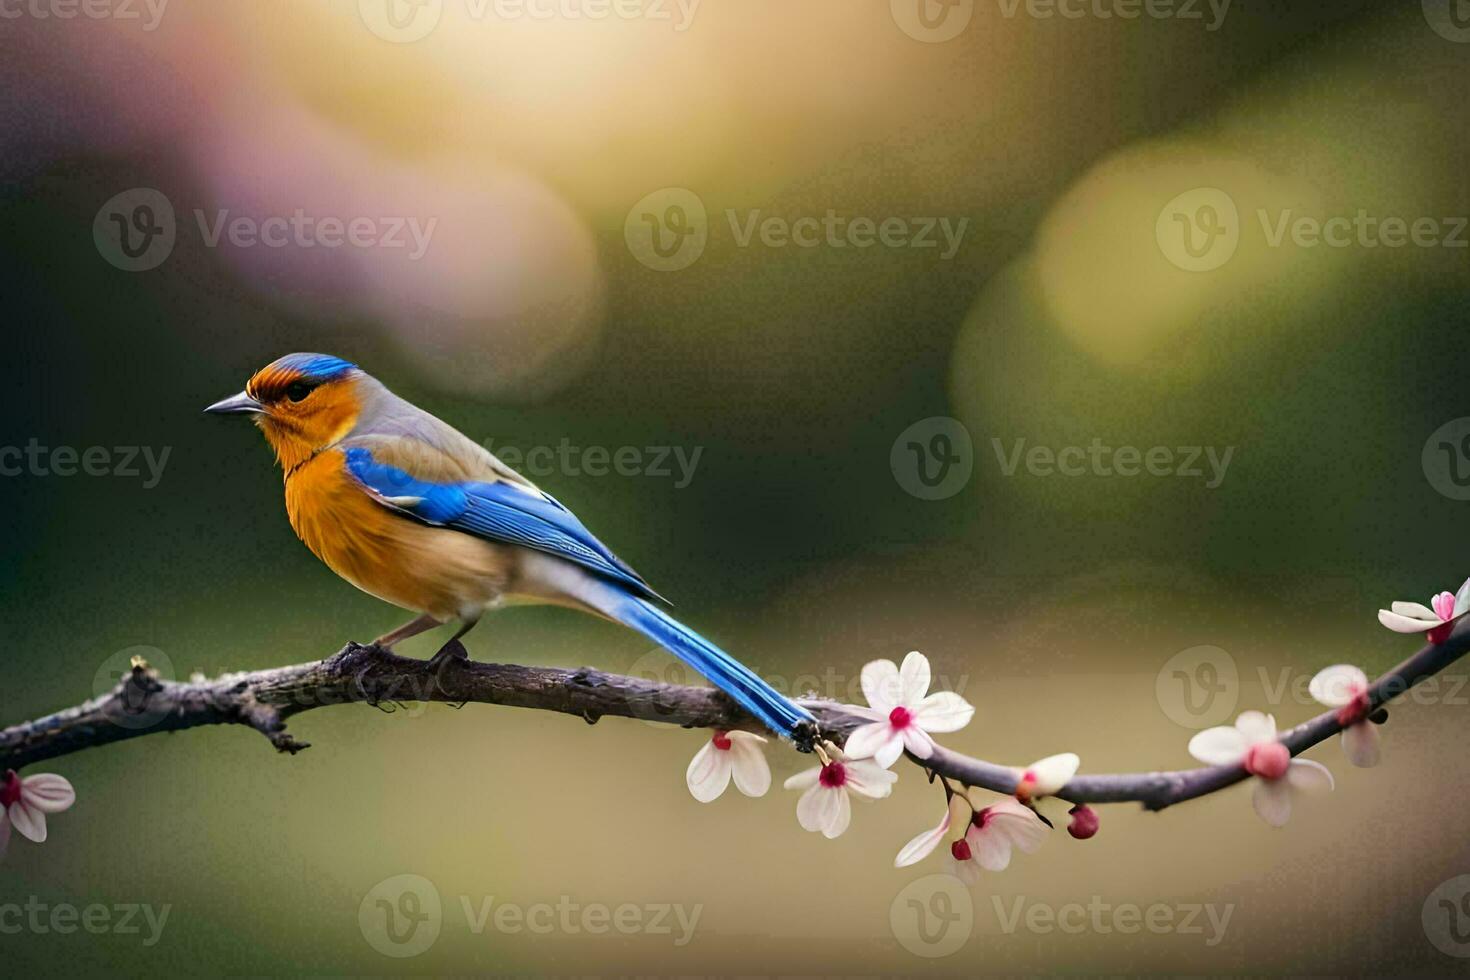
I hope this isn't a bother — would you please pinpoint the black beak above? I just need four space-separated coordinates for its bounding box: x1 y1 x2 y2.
203 391 264 416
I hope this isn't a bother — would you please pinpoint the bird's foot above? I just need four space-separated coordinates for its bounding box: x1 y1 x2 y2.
425 638 469 674
425 638 471 706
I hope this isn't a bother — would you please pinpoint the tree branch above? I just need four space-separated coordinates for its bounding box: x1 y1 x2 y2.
3 619 1466 812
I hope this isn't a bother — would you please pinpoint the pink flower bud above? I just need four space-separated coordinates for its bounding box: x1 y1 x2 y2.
950 838 973 861
1067 804 1099 840
1243 741 1290 780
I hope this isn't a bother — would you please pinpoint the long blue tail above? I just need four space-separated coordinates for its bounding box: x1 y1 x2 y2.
607 594 816 747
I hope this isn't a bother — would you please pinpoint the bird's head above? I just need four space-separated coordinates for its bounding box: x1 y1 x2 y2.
205 353 364 472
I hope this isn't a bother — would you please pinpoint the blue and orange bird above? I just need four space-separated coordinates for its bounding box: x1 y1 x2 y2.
205 354 817 747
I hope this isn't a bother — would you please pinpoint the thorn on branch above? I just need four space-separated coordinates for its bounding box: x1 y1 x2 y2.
238 702 308 755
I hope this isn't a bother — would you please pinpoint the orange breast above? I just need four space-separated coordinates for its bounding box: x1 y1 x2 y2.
284 450 513 621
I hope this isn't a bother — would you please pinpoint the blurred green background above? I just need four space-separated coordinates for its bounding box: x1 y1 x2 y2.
3 1 1469 975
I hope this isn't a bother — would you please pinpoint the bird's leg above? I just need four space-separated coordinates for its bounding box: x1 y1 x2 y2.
371 613 442 652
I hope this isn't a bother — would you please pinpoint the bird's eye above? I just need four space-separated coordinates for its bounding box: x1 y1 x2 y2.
285 381 313 402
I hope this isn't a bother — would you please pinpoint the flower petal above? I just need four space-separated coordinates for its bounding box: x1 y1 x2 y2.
1341 723 1380 768
1378 609 1435 633
946 851 982 886
1025 753 1079 796
971 825 1014 871
727 737 772 797
686 740 732 803
822 790 852 839
1251 778 1293 827
1286 758 1335 793
1308 665 1368 707
784 766 821 791
1235 711 1277 745
900 727 937 761
898 650 932 705
912 691 975 733
20 774 75 814
873 732 907 770
894 809 952 868
1188 725 1247 765
7 801 46 843
1432 592 1457 622
842 721 894 763
844 759 898 799
860 659 902 713
988 800 1048 853
1455 579 1470 618
1392 600 1439 620
795 785 832 832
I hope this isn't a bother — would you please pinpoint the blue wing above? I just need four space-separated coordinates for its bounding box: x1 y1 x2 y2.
342 446 665 603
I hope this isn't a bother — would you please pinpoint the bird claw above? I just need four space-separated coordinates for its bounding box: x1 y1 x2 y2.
425 638 469 675
425 639 471 701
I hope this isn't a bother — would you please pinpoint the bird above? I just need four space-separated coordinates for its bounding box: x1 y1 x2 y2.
205 353 817 748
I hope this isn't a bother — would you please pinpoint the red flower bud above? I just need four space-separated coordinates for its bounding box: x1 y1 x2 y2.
1067 804 1099 840
0 769 20 807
